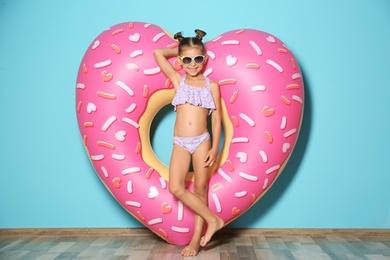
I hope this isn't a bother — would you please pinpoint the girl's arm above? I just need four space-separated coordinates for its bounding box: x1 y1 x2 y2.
153 48 182 87
205 80 222 167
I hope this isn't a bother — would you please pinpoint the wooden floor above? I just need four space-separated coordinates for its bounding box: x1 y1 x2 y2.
1 228 390 259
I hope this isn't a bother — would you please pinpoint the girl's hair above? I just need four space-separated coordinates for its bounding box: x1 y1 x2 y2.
174 29 207 55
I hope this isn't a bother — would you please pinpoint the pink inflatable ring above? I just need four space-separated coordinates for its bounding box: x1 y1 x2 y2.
76 21 304 245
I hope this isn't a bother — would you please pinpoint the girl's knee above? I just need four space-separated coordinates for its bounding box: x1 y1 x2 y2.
169 183 185 198
193 184 207 198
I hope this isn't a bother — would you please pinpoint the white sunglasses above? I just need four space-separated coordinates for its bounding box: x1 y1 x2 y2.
180 55 205 65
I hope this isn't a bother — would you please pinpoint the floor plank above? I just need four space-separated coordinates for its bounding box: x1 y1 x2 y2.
0 229 389 259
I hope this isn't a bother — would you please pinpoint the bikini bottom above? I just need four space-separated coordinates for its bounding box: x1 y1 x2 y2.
172 132 210 154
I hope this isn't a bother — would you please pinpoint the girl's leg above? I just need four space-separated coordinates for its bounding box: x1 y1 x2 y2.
169 142 224 250
180 140 210 256
169 145 197 256
192 140 224 247
180 193 206 256
169 144 192 198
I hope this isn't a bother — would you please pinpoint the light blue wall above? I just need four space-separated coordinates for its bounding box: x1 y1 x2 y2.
1 0 389 229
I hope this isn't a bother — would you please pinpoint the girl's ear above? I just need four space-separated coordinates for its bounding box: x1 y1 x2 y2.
204 54 209 64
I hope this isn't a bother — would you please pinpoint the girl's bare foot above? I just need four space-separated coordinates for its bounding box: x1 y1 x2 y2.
200 217 224 247
181 240 200 257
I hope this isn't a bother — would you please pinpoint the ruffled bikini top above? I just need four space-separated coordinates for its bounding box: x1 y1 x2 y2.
172 74 216 113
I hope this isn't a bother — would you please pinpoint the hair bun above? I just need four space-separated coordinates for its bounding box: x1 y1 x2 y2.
174 32 184 42
195 29 207 41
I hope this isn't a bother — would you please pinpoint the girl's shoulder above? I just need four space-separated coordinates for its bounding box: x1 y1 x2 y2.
208 78 220 89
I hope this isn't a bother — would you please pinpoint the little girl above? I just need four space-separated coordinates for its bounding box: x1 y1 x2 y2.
153 30 224 256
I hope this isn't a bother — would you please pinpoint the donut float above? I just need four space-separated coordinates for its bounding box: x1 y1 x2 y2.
75 21 304 245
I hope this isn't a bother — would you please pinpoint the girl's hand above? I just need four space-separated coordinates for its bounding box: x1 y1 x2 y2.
204 149 218 167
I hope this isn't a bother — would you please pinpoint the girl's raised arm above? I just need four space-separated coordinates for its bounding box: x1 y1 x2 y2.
153 48 181 87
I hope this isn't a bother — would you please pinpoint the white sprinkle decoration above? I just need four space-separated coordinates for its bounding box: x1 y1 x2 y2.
86 102 96 114
259 150 268 163
143 67 161 75
203 68 213 77
115 130 126 141
217 168 232 182
178 201 184 221
283 143 291 153
280 116 287 129
116 81 134 96
239 113 255 126
235 191 247 198
148 218 163 225
266 36 276 43
212 193 222 213
239 172 258 182
125 201 141 207
262 178 269 189
122 117 139 129
293 95 303 104
94 59 112 68
125 103 137 113
112 154 125 160
127 181 133 193
171 226 190 233
122 167 141 175
292 73 302 79
129 33 140 42
153 32 165 42
236 152 248 163
232 137 249 143
159 177 167 189
222 40 239 45
226 55 238 66
212 35 222 42
148 186 159 199
266 165 280 175
267 59 283 72
91 155 104 161
130 50 143 58
102 116 117 131
251 85 266 92
76 83 85 89
206 51 215 59
249 40 262 55
92 40 100 49
101 166 108 178
126 63 139 71
284 128 297 138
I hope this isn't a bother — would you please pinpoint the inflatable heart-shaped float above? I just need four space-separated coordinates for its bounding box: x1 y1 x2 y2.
76 21 304 245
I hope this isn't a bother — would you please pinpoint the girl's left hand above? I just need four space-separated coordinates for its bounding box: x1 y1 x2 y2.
204 149 217 167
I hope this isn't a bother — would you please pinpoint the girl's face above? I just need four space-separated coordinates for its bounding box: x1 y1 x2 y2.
178 47 207 77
